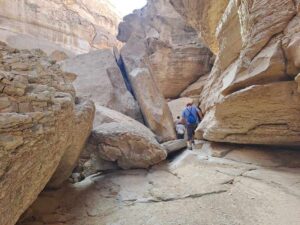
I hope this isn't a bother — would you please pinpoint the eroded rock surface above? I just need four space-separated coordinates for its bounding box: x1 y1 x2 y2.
18 146 300 225
172 0 300 146
0 0 121 55
61 50 142 123
0 42 94 225
118 0 212 98
91 122 167 169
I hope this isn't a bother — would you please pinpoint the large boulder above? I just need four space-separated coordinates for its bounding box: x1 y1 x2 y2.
120 35 176 142
91 122 167 169
118 0 212 98
0 42 94 225
61 50 142 123
0 0 121 55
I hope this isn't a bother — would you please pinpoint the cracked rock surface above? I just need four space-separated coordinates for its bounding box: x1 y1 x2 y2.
18 145 300 225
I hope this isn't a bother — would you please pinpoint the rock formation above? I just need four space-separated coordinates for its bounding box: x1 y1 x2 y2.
0 0 121 56
17 145 300 225
118 0 212 98
0 42 94 225
171 0 300 146
83 106 167 172
91 122 167 169
60 50 142 123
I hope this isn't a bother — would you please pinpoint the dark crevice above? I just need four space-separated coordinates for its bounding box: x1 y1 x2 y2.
113 50 135 98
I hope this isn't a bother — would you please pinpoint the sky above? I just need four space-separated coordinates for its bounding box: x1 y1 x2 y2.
109 0 147 17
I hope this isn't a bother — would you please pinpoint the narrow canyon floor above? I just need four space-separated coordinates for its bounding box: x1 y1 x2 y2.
19 143 300 225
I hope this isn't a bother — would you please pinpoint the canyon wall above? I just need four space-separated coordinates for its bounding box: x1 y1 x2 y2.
171 0 300 146
0 0 121 56
118 0 213 99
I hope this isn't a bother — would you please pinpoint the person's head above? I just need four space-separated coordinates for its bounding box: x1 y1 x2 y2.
177 116 180 120
186 99 194 108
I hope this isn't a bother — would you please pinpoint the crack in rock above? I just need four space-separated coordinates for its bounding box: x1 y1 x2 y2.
123 190 228 204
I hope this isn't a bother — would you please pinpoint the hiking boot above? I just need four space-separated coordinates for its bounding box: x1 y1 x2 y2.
188 146 193 150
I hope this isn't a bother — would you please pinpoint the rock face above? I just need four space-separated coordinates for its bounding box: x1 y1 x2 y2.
0 0 121 55
118 0 212 98
47 100 95 189
120 36 176 142
171 0 300 146
180 73 209 97
0 42 94 225
91 122 167 169
61 50 142 123
84 106 165 171
198 82 300 146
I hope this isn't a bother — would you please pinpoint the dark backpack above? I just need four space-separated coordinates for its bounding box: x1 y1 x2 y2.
187 108 197 124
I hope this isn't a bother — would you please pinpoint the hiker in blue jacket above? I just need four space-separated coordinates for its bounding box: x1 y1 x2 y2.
181 101 203 150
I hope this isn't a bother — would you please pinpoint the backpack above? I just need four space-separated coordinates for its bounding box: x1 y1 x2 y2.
187 108 197 124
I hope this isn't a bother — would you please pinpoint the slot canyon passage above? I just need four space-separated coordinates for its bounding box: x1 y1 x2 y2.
1 0 300 224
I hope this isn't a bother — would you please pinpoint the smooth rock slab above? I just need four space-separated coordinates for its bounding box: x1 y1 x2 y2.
18 148 300 225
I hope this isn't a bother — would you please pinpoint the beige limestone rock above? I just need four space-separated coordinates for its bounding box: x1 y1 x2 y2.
236 0 295 70
286 36 300 74
92 105 156 140
283 15 300 76
91 122 167 169
120 33 176 142
198 82 300 146
47 100 95 189
222 40 289 95
61 50 142 123
161 139 187 154
83 106 158 175
180 74 209 97
0 0 121 55
17 148 300 225
296 74 300 92
50 50 69 62
129 67 176 142
170 0 229 54
216 0 242 71
118 0 212 98
0 42 94 225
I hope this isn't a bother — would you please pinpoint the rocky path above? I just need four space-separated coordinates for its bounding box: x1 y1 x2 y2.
18 145 300 225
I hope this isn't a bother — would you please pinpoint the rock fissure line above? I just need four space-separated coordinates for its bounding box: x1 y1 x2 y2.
123 190 228 204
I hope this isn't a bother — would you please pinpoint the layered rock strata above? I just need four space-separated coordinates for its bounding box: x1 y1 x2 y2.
0 0 121 55
0 42 94 225
171 0 300 146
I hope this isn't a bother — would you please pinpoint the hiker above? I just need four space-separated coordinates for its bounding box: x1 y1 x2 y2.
181 101 203 150
175 116 185 139
175 116 181 125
